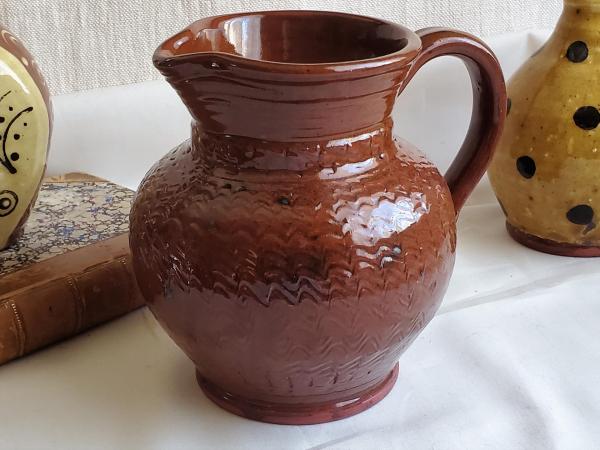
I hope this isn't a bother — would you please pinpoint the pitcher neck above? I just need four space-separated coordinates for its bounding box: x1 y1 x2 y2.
158 54 408 142
191 118 395 174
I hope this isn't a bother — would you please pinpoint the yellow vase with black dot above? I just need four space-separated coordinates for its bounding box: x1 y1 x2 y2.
489 0 600 256
0 27 51 250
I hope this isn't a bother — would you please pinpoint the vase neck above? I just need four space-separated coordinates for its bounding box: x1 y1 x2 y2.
552 1 600 36
563 0 600 11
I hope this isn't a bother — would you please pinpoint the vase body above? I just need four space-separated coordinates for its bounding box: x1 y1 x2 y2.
0 26 52 250
130 11 506 424
489 0 600 256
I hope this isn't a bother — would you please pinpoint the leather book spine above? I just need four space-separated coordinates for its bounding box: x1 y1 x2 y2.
0 234 144 364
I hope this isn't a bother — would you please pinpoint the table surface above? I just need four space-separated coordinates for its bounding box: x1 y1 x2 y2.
2 30 599 450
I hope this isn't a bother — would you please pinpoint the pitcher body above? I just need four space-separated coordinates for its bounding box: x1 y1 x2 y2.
130 11 506 424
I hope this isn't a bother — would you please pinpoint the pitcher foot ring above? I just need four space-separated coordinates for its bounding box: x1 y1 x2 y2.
196 363 399 425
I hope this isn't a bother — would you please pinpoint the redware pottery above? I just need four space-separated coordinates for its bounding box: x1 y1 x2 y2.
0 26 52 250
130 11 506 425
489 0 600 257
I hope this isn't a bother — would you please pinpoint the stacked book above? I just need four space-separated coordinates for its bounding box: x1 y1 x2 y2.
0 173 143 365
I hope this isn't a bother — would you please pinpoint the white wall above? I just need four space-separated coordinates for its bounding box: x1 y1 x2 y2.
0 0 562 95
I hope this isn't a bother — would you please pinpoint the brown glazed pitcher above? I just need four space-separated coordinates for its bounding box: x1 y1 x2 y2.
130 11 506 425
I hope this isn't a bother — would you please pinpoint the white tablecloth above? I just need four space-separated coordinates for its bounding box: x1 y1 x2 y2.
3 30 600 450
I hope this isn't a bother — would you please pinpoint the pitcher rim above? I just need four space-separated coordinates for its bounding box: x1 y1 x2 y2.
153 10 422 75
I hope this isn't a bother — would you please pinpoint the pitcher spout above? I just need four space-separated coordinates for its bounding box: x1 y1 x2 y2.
154 11 421 141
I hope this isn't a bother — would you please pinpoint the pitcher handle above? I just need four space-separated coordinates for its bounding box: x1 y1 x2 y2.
404 28 507 214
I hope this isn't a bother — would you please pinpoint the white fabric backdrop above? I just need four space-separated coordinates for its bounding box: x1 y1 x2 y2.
0 0 562 95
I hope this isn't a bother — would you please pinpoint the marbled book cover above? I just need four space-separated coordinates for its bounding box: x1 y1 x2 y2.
0 174 133 275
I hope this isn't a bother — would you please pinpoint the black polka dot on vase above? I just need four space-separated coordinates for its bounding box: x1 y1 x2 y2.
8 106 13 111
567 41 589 63
10 152 18 161
516 156 536 179
0 117 4 123
573 106 600 130
567 204 595 225
13 133 20 140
